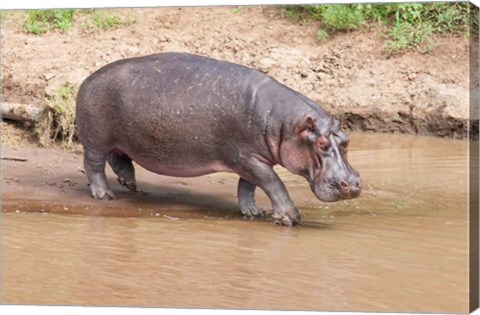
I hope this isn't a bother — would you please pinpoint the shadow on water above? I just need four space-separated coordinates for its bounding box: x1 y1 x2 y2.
7 182 240 220
296 220 334 229
74 180 335 228
122 182 238 211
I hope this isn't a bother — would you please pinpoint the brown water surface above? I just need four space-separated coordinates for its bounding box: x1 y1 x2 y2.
1 133 471 312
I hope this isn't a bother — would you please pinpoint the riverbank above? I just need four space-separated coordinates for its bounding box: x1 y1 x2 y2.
0 6 476 141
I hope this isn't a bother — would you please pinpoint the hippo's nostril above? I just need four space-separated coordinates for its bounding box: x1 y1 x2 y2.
351 180 362 195
339 180 348 190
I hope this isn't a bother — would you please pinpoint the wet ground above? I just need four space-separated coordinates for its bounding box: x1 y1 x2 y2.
0 133 472 312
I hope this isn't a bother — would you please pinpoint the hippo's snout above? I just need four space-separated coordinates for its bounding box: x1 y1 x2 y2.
338 174 362 198
311 171 362 202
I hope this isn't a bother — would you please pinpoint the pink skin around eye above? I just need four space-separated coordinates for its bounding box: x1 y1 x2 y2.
317 137 330 151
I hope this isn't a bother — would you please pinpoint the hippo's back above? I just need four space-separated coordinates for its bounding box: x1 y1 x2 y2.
78 53 274 127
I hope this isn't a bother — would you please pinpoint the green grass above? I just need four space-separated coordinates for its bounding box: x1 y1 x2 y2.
280 6 311 24
80 10 126 32
282 2 470 54
23 9 134 35
316 29 329 42
232 7 242 14
309 4 364 31
386 20 436 54
23 9 74 35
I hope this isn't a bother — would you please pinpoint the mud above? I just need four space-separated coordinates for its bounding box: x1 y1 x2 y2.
1 132 471 312
0 6 475 139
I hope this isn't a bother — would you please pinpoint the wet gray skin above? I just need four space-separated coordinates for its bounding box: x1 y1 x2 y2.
76 52 361 226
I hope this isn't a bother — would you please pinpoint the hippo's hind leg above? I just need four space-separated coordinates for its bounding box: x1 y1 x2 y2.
84 148 116 200
107 149 137 192
237 178 266 219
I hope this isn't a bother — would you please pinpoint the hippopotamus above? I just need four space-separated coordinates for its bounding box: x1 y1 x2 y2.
76 52 361 226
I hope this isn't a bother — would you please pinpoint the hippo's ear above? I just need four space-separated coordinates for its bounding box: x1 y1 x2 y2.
304 117 315 131
296 117 318 143
295 117 315 133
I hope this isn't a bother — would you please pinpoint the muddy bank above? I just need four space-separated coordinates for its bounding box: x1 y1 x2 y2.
0 6 476 140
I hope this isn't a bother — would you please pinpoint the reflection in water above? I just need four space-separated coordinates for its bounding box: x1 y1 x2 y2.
1 133 471 312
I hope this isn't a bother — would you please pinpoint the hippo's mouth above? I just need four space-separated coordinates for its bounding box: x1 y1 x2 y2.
310 177 361 202
310 182 343 202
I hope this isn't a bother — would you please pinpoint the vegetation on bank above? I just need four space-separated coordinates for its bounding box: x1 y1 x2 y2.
282 2 472 54
35 82 78 148
23 9 75 35
23 9 135 35
21 3 473 52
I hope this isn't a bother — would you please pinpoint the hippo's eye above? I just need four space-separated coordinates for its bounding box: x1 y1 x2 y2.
316 136 330 151
339 134 349 147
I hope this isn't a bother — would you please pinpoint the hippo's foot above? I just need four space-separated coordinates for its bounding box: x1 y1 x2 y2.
240 203 266 219
108 150 137 192
117 177 137 192
238 178 265 219
272 208 301 226
90 185 117 200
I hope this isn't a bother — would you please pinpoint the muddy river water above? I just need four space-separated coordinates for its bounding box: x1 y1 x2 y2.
1 133 473 312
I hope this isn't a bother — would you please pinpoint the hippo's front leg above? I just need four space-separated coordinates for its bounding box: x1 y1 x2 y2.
236 160 301 226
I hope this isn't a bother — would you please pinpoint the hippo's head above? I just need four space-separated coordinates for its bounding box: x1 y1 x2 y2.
281 116 361 202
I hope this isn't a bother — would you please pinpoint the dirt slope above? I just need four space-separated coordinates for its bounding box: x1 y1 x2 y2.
0 6 475 139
